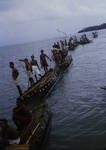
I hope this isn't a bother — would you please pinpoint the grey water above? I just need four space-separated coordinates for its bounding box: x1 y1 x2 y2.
0 31 106 150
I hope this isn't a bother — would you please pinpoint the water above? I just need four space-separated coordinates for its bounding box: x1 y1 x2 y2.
0 31 106 149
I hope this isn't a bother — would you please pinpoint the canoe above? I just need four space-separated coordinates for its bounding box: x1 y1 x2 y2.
19 55 72 102
78 40 92 45
7 105 52 150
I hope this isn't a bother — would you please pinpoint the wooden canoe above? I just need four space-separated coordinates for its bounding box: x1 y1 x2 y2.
7 106 52 150
19 55 72 102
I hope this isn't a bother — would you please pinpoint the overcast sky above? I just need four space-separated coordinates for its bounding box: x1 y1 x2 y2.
0 0 106 46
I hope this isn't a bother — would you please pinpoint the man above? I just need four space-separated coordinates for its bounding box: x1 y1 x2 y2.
40 49 51 73
19 58 34 86
30 55 42 81
9 62 22 96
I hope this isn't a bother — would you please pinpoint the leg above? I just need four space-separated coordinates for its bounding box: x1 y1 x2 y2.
44 65 48 73
16 85 22 96
29 77 34 86
15 78 22 96
34 74 38 81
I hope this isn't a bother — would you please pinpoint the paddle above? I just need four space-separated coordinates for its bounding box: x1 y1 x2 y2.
100 86 106 90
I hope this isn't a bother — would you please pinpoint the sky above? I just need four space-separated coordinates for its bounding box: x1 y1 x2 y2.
0 0 106 46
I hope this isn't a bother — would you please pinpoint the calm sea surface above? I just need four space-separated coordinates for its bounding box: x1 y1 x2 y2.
0 31 106 149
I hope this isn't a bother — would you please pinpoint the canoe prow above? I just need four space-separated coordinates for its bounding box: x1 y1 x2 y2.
7 105 52 150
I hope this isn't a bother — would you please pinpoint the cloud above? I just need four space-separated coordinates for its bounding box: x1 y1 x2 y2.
74 0 106 16
0 0 76 25
0 0 106 24
0 0 106 45
0 0 14 11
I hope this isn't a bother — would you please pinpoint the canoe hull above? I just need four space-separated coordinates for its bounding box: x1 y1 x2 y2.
19 55 72 102
7 107 52 150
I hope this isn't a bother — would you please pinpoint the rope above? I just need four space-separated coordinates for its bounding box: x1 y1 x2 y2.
26 123 40 144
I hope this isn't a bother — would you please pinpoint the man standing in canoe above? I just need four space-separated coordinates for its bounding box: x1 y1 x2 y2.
30 55 42 81
19 58 34 86
9 62 22 96
40 49 51 73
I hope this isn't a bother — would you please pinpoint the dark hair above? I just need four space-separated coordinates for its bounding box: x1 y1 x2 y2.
41 49 44 53
9 62 14 68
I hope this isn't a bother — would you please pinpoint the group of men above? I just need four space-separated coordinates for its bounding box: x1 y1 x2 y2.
9 49 51 95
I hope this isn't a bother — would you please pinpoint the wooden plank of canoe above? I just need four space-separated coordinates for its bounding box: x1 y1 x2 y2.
20 111 44 143
7 144 29 150
21 70 55 98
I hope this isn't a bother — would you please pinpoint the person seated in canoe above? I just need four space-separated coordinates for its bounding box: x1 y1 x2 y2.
52 49 59 66
92 32 98 38
74 36 78 44
19 58 34 86
53 42 60 49
83 34 89 42
56 42 60 49
9 62 22 96
30 55 42 81
52 49 63 67
80 36 85 43
60 48 68 59
60 40 64 50
0 118 19 149
40 49 51 73
12 100 32 131
64 39 67 46
52 42 57 48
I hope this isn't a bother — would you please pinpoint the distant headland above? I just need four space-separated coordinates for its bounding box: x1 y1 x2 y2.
78 23 106 33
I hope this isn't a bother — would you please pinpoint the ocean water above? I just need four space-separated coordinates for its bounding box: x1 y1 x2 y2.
0 31 106 149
